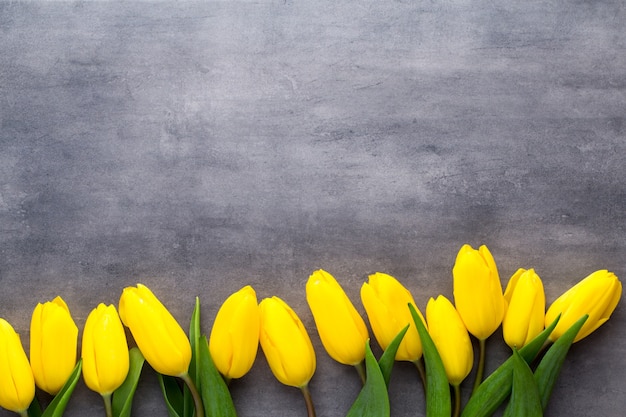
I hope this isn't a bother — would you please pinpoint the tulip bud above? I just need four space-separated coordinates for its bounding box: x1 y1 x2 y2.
426 295 473 386
30 296 78 395
452 244 505 340
306 269 369 366
502 268 545 348
545 270 621 342
119 284 191 376
259 296 316 388
82 304 130 395
209 285 260 380
360 272 426 361
0 319 35 413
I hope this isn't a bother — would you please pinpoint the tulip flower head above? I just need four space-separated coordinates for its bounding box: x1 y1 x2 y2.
209 285 260 380
119 284 191 377
426 295 473 386
360 272 426 362
452 244 505 340
545 270 621 342
259 296 316 388
82 304 130 395
502 268 545 348
306 269 369 366
0 319 35 414
30 296 78 395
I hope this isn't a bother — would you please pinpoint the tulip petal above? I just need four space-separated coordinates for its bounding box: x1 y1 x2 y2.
30 298 78 395
259 297 315 388
119 285 191 377
307 270 368 365
361 273 424 361
427 296 473 386
0 319 35 412
209 286 259 379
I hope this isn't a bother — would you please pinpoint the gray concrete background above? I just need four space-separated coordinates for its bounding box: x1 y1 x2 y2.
1 0 625 415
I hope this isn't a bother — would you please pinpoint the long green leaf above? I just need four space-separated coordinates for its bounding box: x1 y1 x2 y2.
197 335 237 417
534 314 588 410
461 314 560 417
345 340 390 417
503 349 543 417
41 360 82 417
378 325 409 388
112 347 146 417
409 304 450 417
27 397 43 417
158 374 184 417
184 297 202 417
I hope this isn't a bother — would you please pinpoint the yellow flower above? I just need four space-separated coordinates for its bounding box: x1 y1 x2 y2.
360 272 425 361
426 295 473 386
502 268 545 348
259 296 316 388
118 284 191 376
82 304 130 395
30 296 78 395
545 270 621 342
0 319 35 413
306 269 369 366
452 244 505 340
209 285 260 380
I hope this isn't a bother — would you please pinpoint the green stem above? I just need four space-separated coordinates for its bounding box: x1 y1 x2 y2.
414 358 426 389
472 338 486 394
19 411 28 417
181 373 204 417
453 384 461 417
354 360 366 385
102 393 113 417
300 384 316 417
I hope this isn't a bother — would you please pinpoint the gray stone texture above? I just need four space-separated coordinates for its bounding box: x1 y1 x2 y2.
1 0 625 416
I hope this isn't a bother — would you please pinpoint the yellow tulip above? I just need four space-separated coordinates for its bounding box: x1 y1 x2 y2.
426 295 473 386
0 319 35 414
502 268 545 348
452 244 505 340
360 272 425 362
209 285 260 380
306 269 369 366
545 270 621 342
30 296 78 395
82 304 130 395
118 284 191 376
259 296 316 388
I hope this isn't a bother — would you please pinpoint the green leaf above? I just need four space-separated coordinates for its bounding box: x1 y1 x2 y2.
409 303 451 417
534 314 588 410
41 360 82 417
197 335 237 417
112 347 146 417
461 314 561 417
27 397 43 417
503 349 543 417
158 374 185 417
345 340 390 417
184 297 202 417
378 324 409 388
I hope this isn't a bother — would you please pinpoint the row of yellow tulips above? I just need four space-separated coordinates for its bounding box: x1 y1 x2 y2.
0 244 622 417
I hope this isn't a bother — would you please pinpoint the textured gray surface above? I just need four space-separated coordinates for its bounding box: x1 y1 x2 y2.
1 0 625 416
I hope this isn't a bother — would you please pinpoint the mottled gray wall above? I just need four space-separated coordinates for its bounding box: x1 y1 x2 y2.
1 1 625 416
